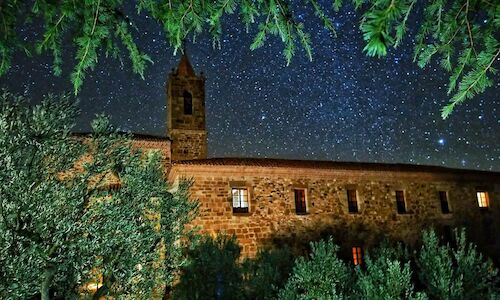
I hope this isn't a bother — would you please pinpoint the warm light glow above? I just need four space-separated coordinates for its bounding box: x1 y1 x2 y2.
352 247 363 265
477 191 489 208
232 187 249 213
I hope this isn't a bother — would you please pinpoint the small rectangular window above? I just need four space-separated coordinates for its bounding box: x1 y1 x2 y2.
232 188 249 213
439 191 450 214
347 189 358 213
395 190 406 214
294 189 307 215
476 191 489 209
352 247 363 265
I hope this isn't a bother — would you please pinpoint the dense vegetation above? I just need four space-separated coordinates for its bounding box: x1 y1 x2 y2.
173 230 499 300
0 91 498 299
1 0 498 117
0 91 198 299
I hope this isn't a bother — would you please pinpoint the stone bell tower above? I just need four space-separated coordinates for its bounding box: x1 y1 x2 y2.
167 52 207 161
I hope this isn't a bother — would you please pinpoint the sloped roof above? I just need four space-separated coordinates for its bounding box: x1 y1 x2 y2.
173 157 499 177
176 52 195 76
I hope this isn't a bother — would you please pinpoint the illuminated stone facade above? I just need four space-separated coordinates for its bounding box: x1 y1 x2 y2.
166 53 207 161
168 158 500 259
139 54 500 261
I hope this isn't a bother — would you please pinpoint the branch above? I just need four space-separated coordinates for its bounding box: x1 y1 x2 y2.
464 0 477 57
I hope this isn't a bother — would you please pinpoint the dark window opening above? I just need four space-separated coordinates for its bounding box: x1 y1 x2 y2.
294 189 307 215
347 189 358 213
396 190 406 214
442 225 453 243
183 91 193 115
232 188 249 213
352 247 363 265
439 191 450 214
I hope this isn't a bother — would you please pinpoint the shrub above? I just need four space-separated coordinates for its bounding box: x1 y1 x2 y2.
417 229 499 299
173 234 244 300
355 243 426 300
278 238 353 300
243 247 295 299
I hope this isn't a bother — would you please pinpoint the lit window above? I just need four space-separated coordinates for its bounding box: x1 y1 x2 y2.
352 247 363 265
439 191 450 214
232 188 249 213
476 191 489 209
294 189 307 214
183 90 193 115
347 189 358 213
395 190 406 214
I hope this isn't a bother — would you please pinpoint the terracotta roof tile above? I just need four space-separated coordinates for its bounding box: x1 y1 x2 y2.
173 157 499 176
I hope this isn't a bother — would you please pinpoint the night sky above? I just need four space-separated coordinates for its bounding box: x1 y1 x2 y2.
1 3 498 171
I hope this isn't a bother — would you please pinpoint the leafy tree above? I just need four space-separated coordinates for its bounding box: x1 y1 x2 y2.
355 243 426 300
0 1 498 118
173 234 245 300
417 228 499 299
0 91 197 299
243 247 295 300
278 238 353 300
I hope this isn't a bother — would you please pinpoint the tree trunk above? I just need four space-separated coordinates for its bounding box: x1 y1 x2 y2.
41 266 55 300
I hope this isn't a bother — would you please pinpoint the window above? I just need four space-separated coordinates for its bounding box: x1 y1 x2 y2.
395 190 406 214
347 189 358 213
294 189 307 214
183 90 193 115
352 247 363 265
439 191 450 214
476 191 489 209
232 188 249 213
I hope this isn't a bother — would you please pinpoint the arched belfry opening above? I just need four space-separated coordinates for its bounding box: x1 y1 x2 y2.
183 90 193 115
166 51 207 160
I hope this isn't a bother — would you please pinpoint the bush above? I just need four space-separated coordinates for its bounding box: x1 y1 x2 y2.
278 238 353 300
355 243 426 300
173 234 244 300
243 247 295 300
417 229 499 299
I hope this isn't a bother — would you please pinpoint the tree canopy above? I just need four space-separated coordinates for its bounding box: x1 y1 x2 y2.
0 0 498 118
0 91 198 299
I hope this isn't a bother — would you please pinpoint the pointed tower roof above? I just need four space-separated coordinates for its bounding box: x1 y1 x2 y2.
176 51 195 76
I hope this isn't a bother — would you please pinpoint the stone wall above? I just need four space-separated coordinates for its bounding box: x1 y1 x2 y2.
167 75 206 131
169 162 500 260
132 137 171 164
169 129 207 161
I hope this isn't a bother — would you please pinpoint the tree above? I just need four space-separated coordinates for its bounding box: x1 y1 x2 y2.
172 234 245 300
278 238 353 300
0 91 198 299
242 247 295 300
417 229 499 299
355 243 426 300
0 1 498 118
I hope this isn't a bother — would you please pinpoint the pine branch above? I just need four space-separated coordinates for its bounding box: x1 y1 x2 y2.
442 46 500 119
71 0 101 95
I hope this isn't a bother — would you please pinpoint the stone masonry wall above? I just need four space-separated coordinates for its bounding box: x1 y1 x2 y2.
132 138 171 164
169 164 500 260
170 129 207 161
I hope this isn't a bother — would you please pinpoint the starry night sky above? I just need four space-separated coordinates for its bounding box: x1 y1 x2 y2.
1 3 498 171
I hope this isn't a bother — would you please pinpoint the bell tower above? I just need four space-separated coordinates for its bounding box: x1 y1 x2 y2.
167 52 207 160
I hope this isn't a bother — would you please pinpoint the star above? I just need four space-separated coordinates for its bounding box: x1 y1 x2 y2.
0 3 498 171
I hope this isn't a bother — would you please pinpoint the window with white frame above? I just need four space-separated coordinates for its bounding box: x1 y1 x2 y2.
232 188 249 213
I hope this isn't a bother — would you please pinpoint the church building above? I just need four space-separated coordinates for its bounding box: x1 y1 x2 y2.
133 53 500 262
